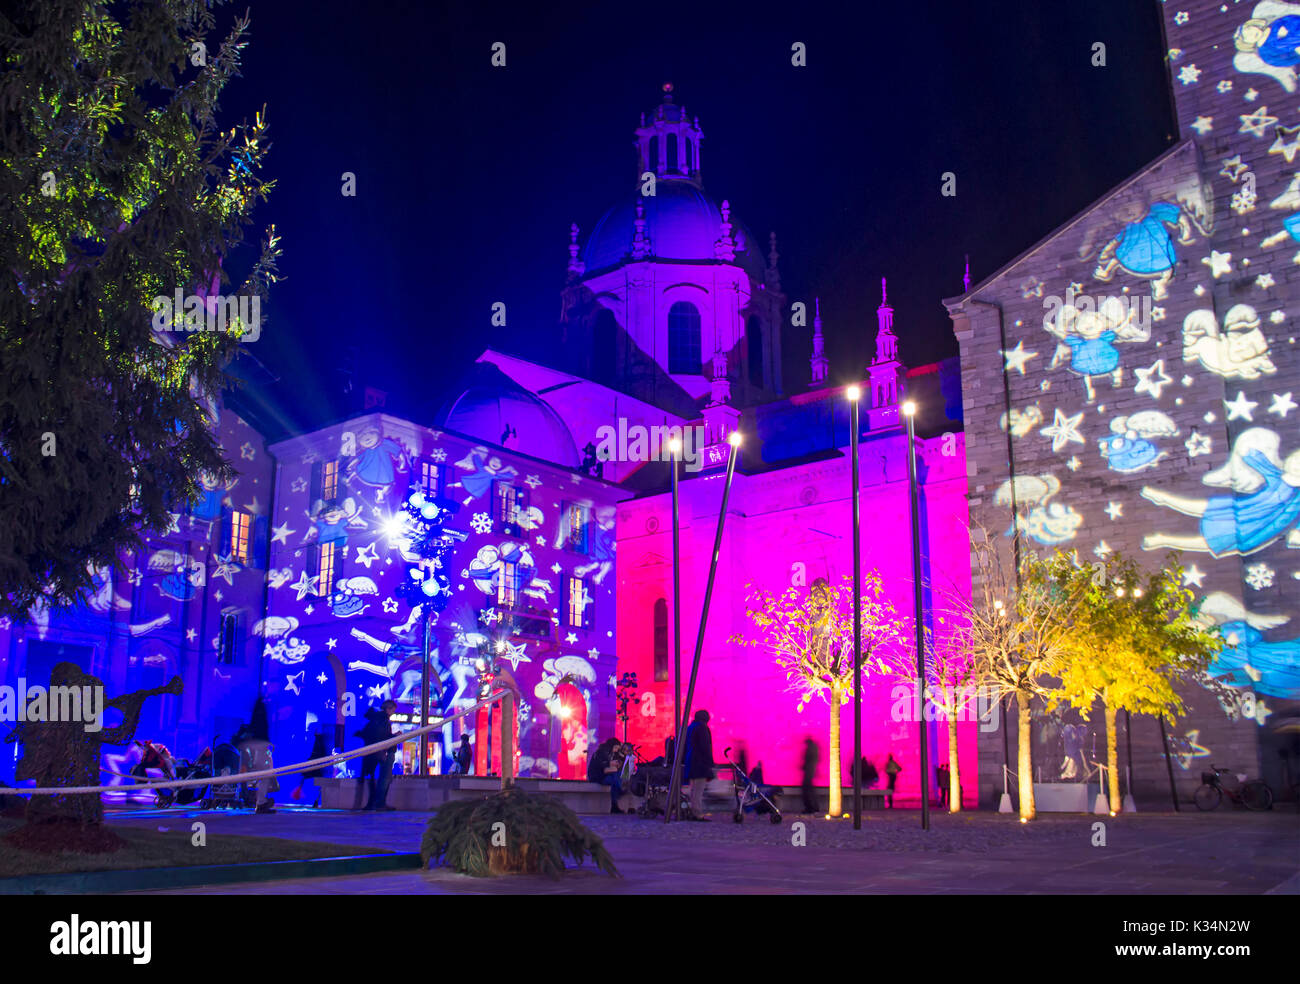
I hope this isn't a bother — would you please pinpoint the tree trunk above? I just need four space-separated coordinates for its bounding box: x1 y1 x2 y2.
828 684 842 817
948 708 961 813
1105 701 1120 812
1018 694 1035 821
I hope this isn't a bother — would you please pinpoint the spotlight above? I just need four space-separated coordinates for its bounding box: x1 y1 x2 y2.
846 384 861 402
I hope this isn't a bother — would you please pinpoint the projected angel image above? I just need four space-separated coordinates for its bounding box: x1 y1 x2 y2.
1195 592 1300 699
1142 428 1300 556
453 445 518 499
1090 200 1204 300
1044 295 1150 402
1099 410 1179 473
994 473 1084 545
344 426 408 499
1182 305 1277 380
1233 1 1300 93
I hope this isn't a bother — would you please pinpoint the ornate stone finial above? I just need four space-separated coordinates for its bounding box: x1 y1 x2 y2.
662 81 674 102
873 276 898 367
715 199 736 260
566 222 585 280
765 231 781 292
881 276 888 307
810 296 829 386
631 198 652 260
709 348 731 406
963 254 971 293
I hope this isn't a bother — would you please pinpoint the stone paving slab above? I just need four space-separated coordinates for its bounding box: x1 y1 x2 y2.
105 807 1300 895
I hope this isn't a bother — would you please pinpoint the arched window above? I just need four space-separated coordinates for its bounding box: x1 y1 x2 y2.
667 302 701 374
653 598 669 682
746 317 763 388
648 136 659 173
684 138 693 172
666 134 678 173
593 308 617 381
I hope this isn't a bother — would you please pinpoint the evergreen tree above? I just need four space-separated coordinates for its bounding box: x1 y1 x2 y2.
0 1 279 619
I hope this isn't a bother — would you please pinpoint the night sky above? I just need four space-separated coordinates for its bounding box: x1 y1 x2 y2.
220 0 1176 441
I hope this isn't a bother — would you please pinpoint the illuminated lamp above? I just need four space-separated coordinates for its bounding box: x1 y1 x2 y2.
846 384 861 402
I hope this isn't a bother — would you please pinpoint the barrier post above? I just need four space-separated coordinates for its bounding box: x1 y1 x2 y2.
500 691 515 791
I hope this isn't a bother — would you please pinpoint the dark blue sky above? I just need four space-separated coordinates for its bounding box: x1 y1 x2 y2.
221 0 1175 440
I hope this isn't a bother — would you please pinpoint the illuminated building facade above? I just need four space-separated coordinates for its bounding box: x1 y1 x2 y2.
946 0 1300 801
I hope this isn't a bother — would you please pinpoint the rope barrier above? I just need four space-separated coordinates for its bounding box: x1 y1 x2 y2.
0 690 509 797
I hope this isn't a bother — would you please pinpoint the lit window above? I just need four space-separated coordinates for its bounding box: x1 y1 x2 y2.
498 561 518 608
227 510 252 565
494 481 517 524
419 460 441 498
317 541 338 597
566 503 589 552
668 302 701 374
566 575 588 628
321 460 339 500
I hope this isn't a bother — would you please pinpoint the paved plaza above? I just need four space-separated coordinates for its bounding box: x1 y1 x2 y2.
106 807 1300 895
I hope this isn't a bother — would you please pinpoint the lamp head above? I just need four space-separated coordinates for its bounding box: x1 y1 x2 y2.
668 437 681 455
727 431 742 447
846 384 861 402
902 400 917 417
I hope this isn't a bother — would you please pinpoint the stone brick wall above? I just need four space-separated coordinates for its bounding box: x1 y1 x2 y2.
946 0 1300 807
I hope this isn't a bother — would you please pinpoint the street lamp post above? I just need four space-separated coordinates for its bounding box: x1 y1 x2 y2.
669 437 683 747
847 385 863 829
903 399 930 831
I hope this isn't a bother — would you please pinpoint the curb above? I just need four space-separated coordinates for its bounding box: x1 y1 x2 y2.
0 851 423 895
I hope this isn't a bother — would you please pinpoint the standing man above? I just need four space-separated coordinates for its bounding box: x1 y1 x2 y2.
683 709 715 821
801 737 820 814
885 752 903 809
356 699 398 811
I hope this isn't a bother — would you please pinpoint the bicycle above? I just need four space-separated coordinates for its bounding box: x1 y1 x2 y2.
1193 766 1273 812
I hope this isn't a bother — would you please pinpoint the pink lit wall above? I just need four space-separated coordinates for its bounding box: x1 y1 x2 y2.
616 428 977 807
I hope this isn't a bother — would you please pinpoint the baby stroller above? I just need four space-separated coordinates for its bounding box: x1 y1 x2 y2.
724 746 782 824
201 736 254 810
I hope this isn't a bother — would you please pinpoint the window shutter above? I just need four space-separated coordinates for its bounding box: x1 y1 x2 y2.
309 461 322 504
219 505 232 556
561 574 570 626
581 580 594 629
252 515 269 569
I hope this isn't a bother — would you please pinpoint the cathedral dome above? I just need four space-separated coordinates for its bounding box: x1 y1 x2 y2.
441 363 580 467
582 182 765 279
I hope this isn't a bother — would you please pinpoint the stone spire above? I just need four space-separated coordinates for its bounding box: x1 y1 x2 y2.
714 199 736 260
963 254 971 293
567 223 585 281
765 232 781 292
810 297 829 385
630 198 651 259
873 276 898 365
867 276 902 428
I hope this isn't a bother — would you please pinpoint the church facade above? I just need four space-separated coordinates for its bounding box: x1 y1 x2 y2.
947 0 1300 802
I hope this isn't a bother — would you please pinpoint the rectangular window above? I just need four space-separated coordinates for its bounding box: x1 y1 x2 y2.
494 481 528 537
498 560 518 608
565 574 588 628
321 459 340 501
565 503 589 553
317 541 338 597
653 597 669 682
218 612 240 665
419 460 441 498
227 510 252 565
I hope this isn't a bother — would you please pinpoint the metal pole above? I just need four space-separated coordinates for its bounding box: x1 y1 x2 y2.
850 393 862 829
671 443 682 746
665 435 741 823
905 407 930 830
1158 714 1180 812
419 606 430 777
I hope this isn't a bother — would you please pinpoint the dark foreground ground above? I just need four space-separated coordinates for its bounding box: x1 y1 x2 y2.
102 806 1300 895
